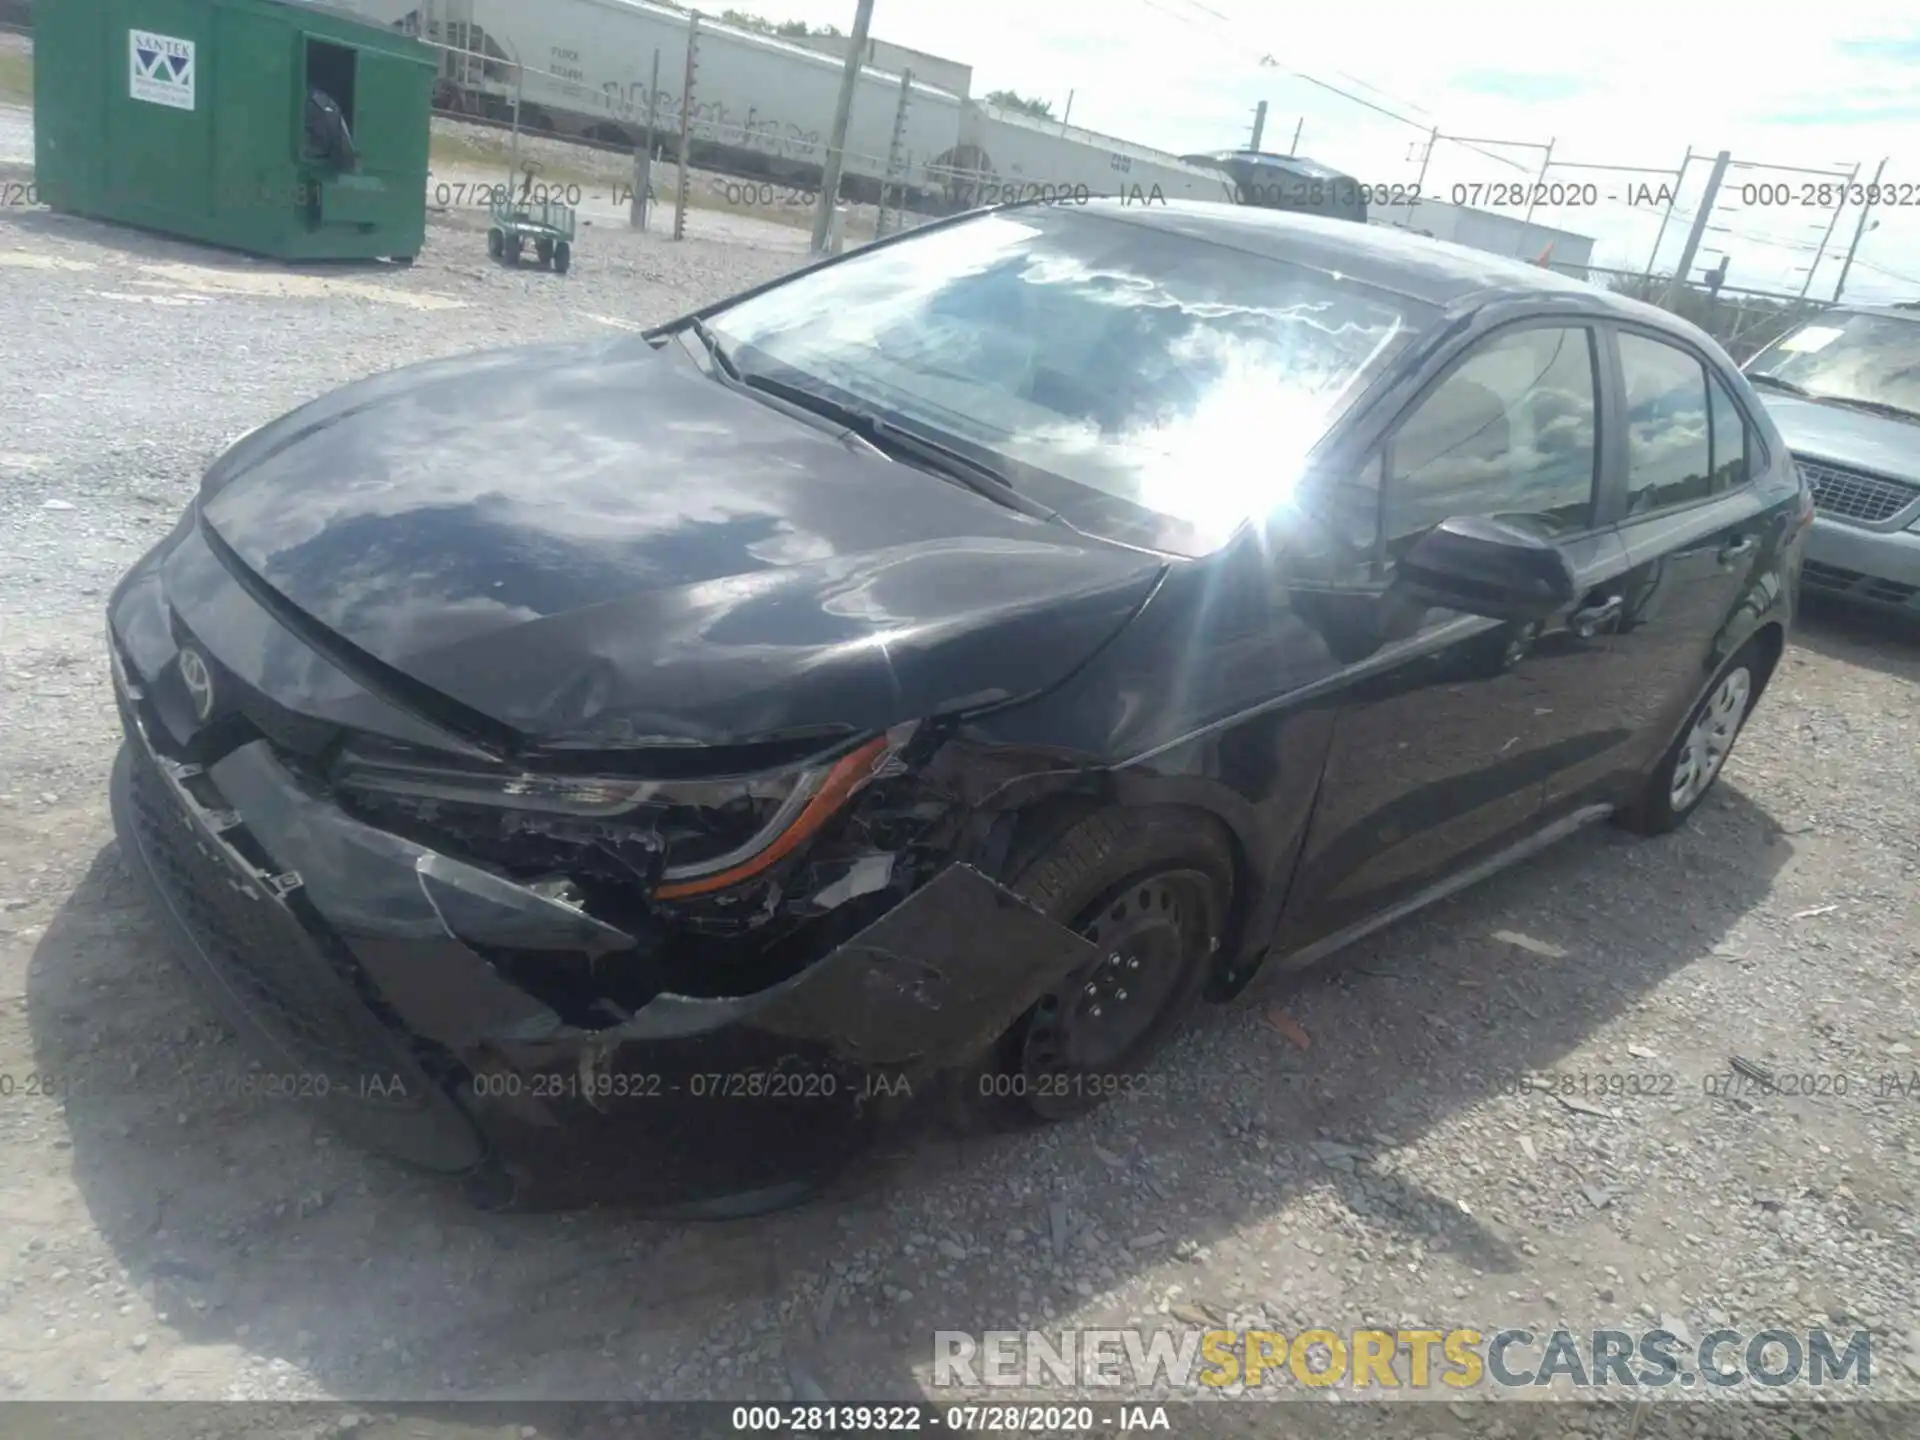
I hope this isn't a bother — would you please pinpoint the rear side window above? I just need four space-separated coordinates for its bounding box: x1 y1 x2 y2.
1619 333 1713 514
1708 373 1750 492
1382 325 1600 561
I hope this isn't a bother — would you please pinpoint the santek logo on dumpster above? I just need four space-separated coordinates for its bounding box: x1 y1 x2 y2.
129 30 195 111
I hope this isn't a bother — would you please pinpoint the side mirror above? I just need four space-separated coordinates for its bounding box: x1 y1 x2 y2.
1394 515 1576 622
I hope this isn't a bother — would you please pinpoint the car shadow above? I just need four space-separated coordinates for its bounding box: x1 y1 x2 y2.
1 206 417 273
1790 595 1920 681
28 780 1788 1415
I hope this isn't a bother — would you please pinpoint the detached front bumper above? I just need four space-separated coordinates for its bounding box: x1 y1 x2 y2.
107 634 1101 1215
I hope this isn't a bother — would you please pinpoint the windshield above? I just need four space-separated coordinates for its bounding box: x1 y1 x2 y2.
705 206 1420 553
1746 311 1920 418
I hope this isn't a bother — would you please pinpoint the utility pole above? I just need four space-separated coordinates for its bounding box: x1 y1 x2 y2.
1798 160 1861 300
1640 146 1691 284
1522 138 1555 224
1662 149 1729 309
673 14 699 240
811 0 878 255
1412 125 1440 192
1832 155 1888 303
1249 100 1267 152
876 67 912 239
631 49 660 229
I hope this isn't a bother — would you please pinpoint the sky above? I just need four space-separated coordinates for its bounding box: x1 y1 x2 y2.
722 0 1920 303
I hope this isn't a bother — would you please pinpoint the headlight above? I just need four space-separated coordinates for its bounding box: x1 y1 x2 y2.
333 723 918 899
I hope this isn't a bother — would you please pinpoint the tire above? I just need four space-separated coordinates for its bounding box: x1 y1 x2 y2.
486 228 503 260
506 237 523 267
553 241 571 275
944 807 1233 1132
1617 640 1762 836
535 237 554 266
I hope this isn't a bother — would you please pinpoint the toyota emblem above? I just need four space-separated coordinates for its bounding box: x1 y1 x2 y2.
178 646 216 723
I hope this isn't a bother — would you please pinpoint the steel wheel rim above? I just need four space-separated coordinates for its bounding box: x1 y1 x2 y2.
1669 665 1751 811
1021 873 1201 1092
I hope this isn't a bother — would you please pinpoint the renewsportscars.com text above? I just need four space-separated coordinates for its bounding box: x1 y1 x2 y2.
933 1326 1874 1392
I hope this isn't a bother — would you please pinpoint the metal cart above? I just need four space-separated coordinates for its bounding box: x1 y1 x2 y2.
487 193 575 273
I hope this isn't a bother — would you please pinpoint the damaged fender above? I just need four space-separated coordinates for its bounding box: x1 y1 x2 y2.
603 864 1104 1071
204 740 1103 1084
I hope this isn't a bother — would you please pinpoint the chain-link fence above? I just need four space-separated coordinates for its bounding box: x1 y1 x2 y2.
1548 261 1831 364
410 26 955 256
405 24 1875 340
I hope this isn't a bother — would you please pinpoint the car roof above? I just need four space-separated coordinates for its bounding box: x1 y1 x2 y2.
1188 151 1353 182
1054 198 1696 332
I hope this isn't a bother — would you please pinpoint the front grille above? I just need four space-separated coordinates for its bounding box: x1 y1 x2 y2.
119 708 425 1100
235 688 341 765
1796 457 1920 525
169 621 342 763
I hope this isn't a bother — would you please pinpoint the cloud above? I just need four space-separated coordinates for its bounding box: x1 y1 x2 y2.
1834 35 1920 60
1448 71 1593 103
1759 99 1920 126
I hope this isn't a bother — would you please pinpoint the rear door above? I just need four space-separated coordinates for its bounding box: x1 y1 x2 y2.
1537 325 1775 815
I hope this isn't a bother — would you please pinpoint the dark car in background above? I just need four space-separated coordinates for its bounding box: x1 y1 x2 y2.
106 201 1809 1213
1743 306 1920 618
1181 150 1370 223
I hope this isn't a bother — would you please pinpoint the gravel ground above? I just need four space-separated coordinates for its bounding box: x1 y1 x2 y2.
2 152 1919 1440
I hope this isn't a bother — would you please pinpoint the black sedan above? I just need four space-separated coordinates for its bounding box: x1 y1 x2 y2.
105 200 1811 1213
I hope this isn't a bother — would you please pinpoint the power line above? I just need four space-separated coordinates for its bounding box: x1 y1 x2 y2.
1126 0 1897 287
1158 0 1441 120
1133 0 1499 162
1849 256 1920 289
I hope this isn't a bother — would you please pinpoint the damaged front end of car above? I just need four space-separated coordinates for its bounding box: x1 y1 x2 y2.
108 579 1108 1214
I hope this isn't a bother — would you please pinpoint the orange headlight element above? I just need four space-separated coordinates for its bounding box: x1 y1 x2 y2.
650 734 894 900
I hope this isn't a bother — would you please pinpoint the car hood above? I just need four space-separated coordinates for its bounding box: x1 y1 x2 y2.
197 337 1166 749
1754 391 1920 483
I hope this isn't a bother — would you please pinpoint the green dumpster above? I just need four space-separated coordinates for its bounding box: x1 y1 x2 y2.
34 0 434 261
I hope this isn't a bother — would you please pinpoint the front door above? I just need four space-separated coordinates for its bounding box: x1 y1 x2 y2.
1274 321 1613 953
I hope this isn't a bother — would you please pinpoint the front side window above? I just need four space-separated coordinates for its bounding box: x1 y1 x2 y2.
1382 325 1600 561
707 207 1425 554
1620 332 1712 515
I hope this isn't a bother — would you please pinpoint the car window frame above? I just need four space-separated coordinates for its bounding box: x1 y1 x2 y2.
1366 317 1613 581
1706 368 1753 495
1594 321 1771 528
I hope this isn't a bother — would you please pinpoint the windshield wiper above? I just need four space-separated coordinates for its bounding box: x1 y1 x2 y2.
1819 395 1920 425
736 372 1058 520
1747 373 1811 397
685 316 741 382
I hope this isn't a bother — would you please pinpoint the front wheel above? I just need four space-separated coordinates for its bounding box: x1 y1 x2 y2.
1618 642 1760 835
552 240 571 274
944 807 1232 1132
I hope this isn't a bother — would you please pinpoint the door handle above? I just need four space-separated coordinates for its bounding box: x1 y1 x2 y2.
1568 594 1623 638
1718 534 1757 565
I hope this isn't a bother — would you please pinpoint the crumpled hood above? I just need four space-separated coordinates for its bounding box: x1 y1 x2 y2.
196 337 1166 747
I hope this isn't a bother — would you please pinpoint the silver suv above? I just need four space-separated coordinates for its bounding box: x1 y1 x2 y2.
1744 306 1920 617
